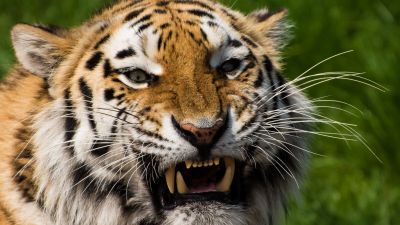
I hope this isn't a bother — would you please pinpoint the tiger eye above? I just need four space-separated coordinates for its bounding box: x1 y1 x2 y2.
219 58 242 75
125 69 154 84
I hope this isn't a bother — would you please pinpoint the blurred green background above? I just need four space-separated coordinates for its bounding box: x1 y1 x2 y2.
0 0 398 224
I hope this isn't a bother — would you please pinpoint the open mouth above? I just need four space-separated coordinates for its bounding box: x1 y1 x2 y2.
156 157 242 209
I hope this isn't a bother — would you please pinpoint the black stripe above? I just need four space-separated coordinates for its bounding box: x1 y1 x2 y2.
104 59 113 78
13 121 36 203
230 39 243 48
14 127 32 150
125 8 145 22
131 14 152 27
72 162 96 193
237 114 258 135
138 219 159 225
64 90 78 156
154 9 167 14
111 108 125 134
137 22 153 33
276 72 291 106
159 23 170 29
221 8 237 21
13 146 36 202
207 21 218 27
157 34 163 51
91 140 111 156
186 9 214 19
104 88 115 101
73 162 135 207
175 0 214 11
115 93 126 100
137 153 162 211
234 95 251 121
163 31 173 50
94 34 110 49
116 48 136 59
263 57 279 110
263 56 273 73
79 78 96 132
166 31 173 41
86 51 103 70
112 0 144 14
96 23 109 34
185 20 196 26
33 24 62 34
254 69 264 88
187 31 198 44
134 127 169 142
156 1 169 6
242 36 258 48
200 28 208 42
112 78 123 84
110 180 135 207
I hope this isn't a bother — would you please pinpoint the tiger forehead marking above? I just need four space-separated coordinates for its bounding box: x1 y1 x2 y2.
0 0 313 225
87 1 259 127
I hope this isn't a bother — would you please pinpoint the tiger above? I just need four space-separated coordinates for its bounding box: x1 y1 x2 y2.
0 0 314 224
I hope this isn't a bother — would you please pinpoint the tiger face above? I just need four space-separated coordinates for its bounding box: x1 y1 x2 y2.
10 0 312 224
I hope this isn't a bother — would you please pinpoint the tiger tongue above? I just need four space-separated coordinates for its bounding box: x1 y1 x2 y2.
189 183 217 193
177 168 219 194
187 174 218 193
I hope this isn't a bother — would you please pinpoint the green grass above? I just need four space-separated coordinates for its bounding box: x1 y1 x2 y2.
1 0 399 224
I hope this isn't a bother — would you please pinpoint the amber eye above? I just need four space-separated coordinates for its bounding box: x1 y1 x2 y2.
116 68 158 89
124 69 155 84
218 58 242 75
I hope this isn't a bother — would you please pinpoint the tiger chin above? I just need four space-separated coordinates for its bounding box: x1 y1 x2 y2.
0 0 313 225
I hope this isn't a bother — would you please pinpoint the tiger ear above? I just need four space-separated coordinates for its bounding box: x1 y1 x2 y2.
11 24 70 78
247 8 292 51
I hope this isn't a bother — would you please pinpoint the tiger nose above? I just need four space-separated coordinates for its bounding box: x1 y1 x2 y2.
180 121 225 146
172 117 227 151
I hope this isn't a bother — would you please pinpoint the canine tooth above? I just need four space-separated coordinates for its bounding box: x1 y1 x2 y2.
217 158 235 192
214 158 220 165
165 167 176 194
176 171 189 194
224 157 235 168
185 160 193 169
216 167 234 192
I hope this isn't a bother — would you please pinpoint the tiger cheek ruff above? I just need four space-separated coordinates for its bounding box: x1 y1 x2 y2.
0 0 313 225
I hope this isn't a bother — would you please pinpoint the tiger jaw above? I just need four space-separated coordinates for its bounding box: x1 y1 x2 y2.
158 157 242 208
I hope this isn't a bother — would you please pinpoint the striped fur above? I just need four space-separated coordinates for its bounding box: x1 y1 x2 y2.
0 1 312 224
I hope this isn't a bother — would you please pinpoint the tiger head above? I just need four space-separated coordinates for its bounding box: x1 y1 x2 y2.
11 0 312 224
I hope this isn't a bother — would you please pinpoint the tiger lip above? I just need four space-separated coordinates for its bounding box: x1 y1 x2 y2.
165 157 235 194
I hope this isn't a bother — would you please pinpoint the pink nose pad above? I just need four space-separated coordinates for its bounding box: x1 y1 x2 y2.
180 120 225 146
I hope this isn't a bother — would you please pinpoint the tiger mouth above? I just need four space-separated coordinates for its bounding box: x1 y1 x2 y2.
157 157 242 209
165 157 235 194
